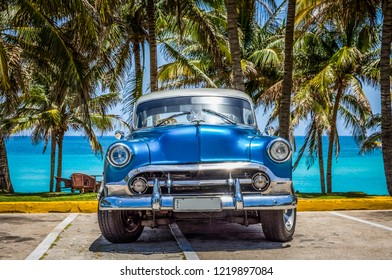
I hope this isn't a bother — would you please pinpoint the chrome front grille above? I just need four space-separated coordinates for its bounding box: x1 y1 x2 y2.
132 169 261 195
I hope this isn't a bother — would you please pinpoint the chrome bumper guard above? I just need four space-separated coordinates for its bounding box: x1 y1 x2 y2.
99 178 297 211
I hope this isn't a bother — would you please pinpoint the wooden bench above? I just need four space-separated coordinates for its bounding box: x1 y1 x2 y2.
71 173 99 193
54 176 74 192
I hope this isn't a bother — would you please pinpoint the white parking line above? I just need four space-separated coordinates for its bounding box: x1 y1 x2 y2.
169 223 200 260
25 213 78 260
330 212 392 232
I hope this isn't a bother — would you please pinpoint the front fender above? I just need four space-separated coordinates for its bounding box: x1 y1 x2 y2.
250 136 292 179
104 140 150 184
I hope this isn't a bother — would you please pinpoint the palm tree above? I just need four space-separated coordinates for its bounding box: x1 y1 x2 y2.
279 0 296 141
292 0 378 193
0 5 27 193
225 0 245 91
147 0 158 92
117 1 148 120
4 0 123 191
13 80 121 192
157 1 229 89
380 0 392 196
10 0 108 126
0 108 15 193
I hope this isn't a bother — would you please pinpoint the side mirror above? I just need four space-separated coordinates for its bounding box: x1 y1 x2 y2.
264 126 275 136
114 130 125 140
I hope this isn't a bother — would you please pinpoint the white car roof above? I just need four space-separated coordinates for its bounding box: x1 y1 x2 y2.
134 88 254 107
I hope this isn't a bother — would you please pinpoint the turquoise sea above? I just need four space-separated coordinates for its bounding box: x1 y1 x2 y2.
5 136 388 195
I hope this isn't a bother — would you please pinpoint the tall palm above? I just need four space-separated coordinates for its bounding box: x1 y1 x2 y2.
0 108 15 193
0 6 27 193
147 0 158 92
380 0 392 196
10 0 109 127
6 1 122 191
98 1 148 122
294 0 378 193
158 1 230 89
14 81 121 192
225 0 245 91
14 83 61 192
279 0 296 141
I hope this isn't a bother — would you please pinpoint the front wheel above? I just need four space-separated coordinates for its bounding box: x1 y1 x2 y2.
98 209 144 243
259 209 296 242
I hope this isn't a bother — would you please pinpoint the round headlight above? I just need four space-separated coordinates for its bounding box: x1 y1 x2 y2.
268 139 291 162
107 143 132 167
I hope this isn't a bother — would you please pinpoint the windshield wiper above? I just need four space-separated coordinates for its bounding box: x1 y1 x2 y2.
154 111 191 127
202 108 236 125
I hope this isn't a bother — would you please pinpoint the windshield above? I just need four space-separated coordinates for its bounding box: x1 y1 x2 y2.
134 96 256 129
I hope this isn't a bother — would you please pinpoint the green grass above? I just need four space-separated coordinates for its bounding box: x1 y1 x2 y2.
0 192 97 202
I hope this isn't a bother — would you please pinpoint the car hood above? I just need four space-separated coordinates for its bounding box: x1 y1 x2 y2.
131 124 259 164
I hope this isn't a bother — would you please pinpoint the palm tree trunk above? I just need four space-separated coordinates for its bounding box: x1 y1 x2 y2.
317 128 326 194
279 0 296 141
147 0 158 92
55 132 64 192
326 87 344 194
381 0 392 196
0 136 14 193
134 42 141 78
225 0 245 91
49 132 56 192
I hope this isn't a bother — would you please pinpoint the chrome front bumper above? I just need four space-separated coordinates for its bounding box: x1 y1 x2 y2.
99 178 297 211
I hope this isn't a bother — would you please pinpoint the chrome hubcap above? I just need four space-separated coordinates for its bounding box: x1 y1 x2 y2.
283 209 295 231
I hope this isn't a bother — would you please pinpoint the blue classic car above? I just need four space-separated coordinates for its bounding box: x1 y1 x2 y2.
98 88 297 243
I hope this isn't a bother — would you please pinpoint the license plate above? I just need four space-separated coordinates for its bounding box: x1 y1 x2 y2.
174 197 222 211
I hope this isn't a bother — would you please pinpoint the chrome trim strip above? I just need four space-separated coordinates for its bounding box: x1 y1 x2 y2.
105 180 292 197
234 178 243 210
99 194 297 211
105 162 292 197
147 178 252 187
152 178 161 210
128 162 288 181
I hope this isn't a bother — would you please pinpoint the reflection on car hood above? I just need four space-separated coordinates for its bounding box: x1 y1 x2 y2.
131 124 259 164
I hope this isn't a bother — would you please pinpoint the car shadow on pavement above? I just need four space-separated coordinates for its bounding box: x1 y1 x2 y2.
88 221 289 256
175 220 289 252
88 226 183 255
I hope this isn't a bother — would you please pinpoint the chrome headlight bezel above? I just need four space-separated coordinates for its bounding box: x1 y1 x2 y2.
267 139 292 163
107 143 132 167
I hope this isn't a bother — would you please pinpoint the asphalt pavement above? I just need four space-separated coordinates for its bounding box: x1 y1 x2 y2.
1 210 392 260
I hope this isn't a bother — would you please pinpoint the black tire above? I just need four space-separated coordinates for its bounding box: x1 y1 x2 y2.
98 209 144 243
260 209 296 242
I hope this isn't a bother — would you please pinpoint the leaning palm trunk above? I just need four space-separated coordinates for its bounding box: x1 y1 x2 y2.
55 132 65 192
225 0 245 91
326 87 343 194
49 132 56 192
147 0 158 92
317 128 326 194
279 0 296 141
0 136 14 193
381 0 392 196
